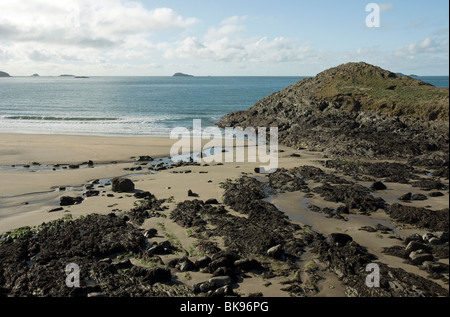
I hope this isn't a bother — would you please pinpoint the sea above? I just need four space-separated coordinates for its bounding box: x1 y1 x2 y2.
0 76 448 137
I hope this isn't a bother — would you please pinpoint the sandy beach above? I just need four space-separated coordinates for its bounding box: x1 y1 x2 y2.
1 132 448 297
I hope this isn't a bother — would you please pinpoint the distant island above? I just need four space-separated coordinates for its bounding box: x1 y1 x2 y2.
75 76 90 79
0 71 11 77
32 73 40 77
59 74 75 77
173 72 194 77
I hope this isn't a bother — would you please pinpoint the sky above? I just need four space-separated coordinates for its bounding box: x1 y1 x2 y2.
0 0 448 76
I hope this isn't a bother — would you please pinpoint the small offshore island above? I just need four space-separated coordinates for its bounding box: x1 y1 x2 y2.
173 72 194 77
0 62 448 299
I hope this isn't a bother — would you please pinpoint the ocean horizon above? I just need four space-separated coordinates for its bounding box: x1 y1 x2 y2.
0 75 448 137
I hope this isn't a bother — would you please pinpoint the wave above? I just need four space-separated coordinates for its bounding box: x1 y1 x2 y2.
2 115 119 122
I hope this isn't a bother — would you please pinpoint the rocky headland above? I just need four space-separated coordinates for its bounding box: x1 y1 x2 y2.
219 62 449 165
0 71 11 77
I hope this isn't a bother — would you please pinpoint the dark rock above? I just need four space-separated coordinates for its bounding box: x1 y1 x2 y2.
130 266 172 284
48 207 64 213
193 281 216 294
208 252 238 273
313 183 386 212
336 205 350 214
386 204 449 231
404 233 423 245
359 226 377 233
195 256 212 269
382 245 407 259
311 234 448 297
187 189 198 197
205 198 219 205
134 191 152 199
143 229 157 238
422 261 449 273
429 192 444 197
411 193 428 201
135 156 153 162
411 178 448 191
0 213 193 297
209 276 231 288
399 192 412 201
175 257 196 272
60 196 83 206
375 224 392 232
111 177 135 193
266 244 284 259
329 233 353 247
370 181 387 191
84 190 100 197
409 251 434 265
146 241 173 256
405 241 430 255
170 200 227 229
437 232 449 242
268 168 310 192
212 267 234 277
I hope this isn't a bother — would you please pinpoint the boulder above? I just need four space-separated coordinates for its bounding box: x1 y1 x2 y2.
266 244 284 259
209 276 231 288
193 281 216 294
60 196 83 206
370 181 387 191
411 194 428 201
409 250 434 265
175 257 196 272
405 241 429 255
111 177 135 193
330 233 353 247
398 192 412 201
195 256 211 269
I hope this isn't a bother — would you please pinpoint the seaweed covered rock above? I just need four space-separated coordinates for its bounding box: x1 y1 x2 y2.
0 213 192 297
386 204 449 232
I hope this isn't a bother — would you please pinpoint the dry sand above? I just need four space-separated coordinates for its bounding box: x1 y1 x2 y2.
0 133 448 296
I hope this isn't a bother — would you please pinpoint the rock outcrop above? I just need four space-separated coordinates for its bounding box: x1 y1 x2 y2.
218 62 449 161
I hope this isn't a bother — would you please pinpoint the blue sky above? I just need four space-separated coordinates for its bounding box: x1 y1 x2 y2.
0 0 448 76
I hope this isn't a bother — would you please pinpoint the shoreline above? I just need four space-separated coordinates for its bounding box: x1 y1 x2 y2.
0 132 448 297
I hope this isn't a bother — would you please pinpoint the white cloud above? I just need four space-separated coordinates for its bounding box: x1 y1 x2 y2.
0 0 198 53
395 37 449 56
165 16 310 65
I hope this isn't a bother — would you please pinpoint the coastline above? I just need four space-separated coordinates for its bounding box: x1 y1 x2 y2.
0 132 448 297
